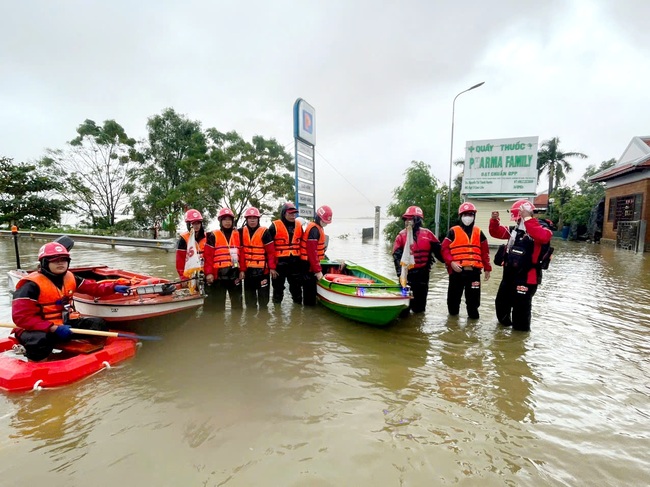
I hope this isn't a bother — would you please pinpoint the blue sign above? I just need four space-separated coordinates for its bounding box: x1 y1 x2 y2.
293 98 315 145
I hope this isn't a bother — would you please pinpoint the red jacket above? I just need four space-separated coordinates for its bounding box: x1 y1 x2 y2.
489 217 552 285
12 271 117 334
300 222 326 273
392 227 442 271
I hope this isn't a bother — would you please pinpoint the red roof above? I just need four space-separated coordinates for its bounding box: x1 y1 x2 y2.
590 156 650 182
534 193 549 207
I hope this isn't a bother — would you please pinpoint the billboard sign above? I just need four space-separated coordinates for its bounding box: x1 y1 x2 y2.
293 99 316 146
461 136 539 195
293 98 316 217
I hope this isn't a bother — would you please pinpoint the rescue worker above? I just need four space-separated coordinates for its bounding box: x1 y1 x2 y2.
392 206 443 314
204 208 243 310
11 242 129 362
238 207 276 310
268 202 304 304
301 205 333 306
175 209 207 278
489 199 553 332
441 202 492 319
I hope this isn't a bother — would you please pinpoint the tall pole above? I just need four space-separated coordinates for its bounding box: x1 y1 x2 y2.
447 81 485 233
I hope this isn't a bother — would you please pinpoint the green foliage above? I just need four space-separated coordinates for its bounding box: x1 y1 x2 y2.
40 119 138 228
556 159 616 230
130 108 210 232
552 159 616 228
0 157 68 228
576 158 615 200
537 137 587 197
204 129 295 224
384 161 448 242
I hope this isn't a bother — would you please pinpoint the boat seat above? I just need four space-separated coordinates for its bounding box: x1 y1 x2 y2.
323 274 375 285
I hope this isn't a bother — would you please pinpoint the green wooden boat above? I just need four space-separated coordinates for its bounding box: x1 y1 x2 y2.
317 260 411 326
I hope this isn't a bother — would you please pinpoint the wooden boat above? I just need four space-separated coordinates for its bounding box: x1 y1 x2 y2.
8 265 204 322
0 336 137 392
317 260 411 326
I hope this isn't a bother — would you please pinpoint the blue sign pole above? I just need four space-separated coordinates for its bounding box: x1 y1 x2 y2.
293 98 316 218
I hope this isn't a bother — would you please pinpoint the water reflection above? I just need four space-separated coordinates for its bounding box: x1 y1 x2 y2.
0 227 649 485
490 330 537 423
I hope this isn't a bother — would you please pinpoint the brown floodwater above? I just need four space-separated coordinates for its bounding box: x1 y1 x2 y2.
0 219 648 486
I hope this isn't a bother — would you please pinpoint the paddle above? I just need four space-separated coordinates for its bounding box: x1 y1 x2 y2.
0 323 161 341
11 226 20 269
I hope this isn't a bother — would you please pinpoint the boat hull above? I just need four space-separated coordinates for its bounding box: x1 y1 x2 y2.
0 336 137 392
8 266 204 322
316 261 410 326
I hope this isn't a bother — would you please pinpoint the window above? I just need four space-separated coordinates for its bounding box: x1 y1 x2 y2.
612 193 642 229
607 197 616 222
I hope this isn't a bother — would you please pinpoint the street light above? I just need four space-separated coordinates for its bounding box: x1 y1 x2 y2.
447 81 485 233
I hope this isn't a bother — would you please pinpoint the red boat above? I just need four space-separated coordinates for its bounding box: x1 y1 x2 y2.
0 336 137 393
8 265 204 322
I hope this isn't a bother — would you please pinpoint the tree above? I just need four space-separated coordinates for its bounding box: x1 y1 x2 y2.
384 161 444 243
130 108 209 232
204 129 295 224
558 158 616 231
537 137 587 197
40 119 138 228
0 157 68 228
576 158 616 200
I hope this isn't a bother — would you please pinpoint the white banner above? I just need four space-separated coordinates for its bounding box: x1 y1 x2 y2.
461 136 539 195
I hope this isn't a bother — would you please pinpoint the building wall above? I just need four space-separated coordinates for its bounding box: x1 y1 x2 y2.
466 199 523 247
603 178 650 248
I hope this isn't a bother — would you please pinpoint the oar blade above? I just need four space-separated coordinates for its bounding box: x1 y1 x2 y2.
115 332 162 341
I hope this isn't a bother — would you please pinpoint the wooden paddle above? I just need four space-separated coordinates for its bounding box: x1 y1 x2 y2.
0 323 161 341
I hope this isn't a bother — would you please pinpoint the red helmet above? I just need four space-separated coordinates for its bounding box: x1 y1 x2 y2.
184 209 203 223
402 205 424 219
244 207 261 218
458 202 477 215
510 199 536 221
316 205 333 224
218 208 235 220
38 242 70 260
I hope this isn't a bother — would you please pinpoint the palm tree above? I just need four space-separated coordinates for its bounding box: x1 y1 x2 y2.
537 137 587 197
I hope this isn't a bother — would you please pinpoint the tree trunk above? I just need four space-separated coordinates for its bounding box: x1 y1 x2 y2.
548 163 555 198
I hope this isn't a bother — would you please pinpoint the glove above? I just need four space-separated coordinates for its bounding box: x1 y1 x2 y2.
54 324 73 340
114 285 130 294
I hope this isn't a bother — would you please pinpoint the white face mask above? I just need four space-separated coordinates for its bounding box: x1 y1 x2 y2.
461 215 475 226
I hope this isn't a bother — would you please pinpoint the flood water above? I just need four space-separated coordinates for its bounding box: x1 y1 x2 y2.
0 218 648 486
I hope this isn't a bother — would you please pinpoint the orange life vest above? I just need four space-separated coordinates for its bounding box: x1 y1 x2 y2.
181 232 206 266
242 226 267 269
449 226 483 269
300 222 326 262
16 271 77 325
211 230 241 269
272 220 303 258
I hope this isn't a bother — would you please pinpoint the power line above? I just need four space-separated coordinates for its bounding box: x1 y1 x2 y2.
314 148 376 207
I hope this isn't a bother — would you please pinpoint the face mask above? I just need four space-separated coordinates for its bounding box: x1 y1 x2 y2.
461 215 474 226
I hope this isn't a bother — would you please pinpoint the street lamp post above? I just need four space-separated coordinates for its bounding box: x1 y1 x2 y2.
447 81 485 233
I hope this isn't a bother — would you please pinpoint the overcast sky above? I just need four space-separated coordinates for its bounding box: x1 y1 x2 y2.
1 0 648 219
